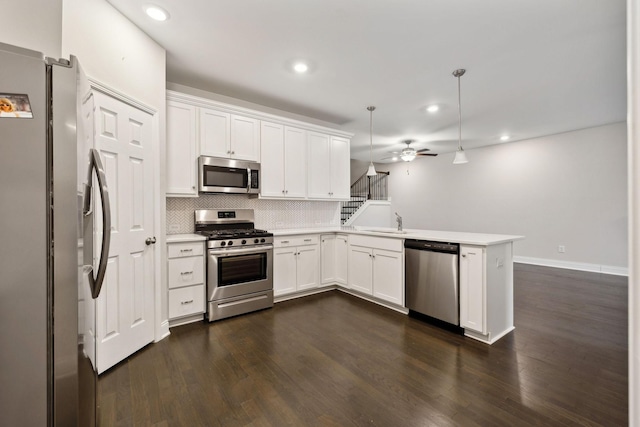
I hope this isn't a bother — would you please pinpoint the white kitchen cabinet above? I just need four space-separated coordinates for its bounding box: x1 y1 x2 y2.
307 132 350 200
260 122 306 198
167 240 206 326
335 234 348 285
321 234 349 287
273 235 320 297
459 243 514 344
166 100 198 196
199 107 260 162
348 235 404 305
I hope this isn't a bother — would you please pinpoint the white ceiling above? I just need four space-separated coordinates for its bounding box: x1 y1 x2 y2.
107 0 626 163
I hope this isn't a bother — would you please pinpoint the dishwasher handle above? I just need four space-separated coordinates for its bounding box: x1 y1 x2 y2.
404 239 459 254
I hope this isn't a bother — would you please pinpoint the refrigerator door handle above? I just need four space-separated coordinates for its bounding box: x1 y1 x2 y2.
83 148 111 298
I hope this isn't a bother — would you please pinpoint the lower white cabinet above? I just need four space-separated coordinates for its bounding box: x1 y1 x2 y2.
459 243 514 344
348 235 404 306
320 233 348 286
167 239 206 326
274 235 320 297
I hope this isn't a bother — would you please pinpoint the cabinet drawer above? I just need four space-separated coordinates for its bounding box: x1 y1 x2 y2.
168 256 204 289
349 235 403 252
274 234 319 248
169 285 205 319
168 241 204 258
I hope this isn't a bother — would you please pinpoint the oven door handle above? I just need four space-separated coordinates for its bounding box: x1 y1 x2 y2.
209 245 273 257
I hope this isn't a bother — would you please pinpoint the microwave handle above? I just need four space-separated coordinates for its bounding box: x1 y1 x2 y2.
246 167 251 193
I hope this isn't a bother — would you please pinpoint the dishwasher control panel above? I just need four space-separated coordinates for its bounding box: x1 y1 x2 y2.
404 239 458 254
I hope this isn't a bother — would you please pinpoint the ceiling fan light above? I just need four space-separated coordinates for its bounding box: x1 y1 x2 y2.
400 152 416 162
367 163 377 176
453 149 468 164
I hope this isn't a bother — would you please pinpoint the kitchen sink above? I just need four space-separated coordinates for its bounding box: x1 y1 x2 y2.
354 226 408 235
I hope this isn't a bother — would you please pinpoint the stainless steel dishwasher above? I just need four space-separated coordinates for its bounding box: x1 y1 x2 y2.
405 239 460 326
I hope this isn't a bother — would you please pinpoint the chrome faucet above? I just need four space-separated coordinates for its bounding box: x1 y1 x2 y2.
395 212 403 232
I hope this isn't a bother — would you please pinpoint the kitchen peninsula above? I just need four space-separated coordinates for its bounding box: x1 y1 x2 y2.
271 226 524 345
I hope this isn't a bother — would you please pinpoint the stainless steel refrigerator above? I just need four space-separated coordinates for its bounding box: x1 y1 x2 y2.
0 42 111 426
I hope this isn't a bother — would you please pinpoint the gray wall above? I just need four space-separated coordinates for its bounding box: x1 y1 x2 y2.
386 122 627 271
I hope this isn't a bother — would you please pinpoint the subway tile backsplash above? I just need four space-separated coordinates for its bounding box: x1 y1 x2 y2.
166 195 341 234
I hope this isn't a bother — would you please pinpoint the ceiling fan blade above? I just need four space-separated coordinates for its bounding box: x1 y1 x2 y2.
416 153 438 157
416 148 432 153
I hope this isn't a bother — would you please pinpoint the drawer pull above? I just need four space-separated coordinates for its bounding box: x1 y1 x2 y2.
180 249 193 253
180 271 194 276
181 299 194 305
281 240 289 244
304 239 312 242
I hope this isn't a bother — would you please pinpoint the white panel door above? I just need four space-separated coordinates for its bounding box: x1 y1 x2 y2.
372 249 403 305
330 136 351 199
93 91 155 374
260 121 285 197
335 235 349 285
348 246 373 294
200 108 230 158
274 247 297 296
166 101 197 196
460 245 486 333
283 126 307 198
307 131 331 198
296 245 319 291
230 115 260 161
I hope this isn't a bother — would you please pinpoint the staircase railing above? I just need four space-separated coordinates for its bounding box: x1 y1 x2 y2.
341 171 389 224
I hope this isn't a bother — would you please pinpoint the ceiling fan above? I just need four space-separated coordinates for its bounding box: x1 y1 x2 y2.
383 140 438 162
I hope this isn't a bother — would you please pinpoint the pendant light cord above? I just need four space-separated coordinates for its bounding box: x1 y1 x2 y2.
457 72 462 151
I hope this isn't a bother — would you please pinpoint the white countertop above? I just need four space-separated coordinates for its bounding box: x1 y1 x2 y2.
166 233 207 243
271 226 524 246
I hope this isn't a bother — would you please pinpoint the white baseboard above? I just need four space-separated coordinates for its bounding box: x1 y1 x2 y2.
514 256 628 276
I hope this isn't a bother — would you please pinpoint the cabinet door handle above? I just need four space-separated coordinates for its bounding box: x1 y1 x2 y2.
181 299 194 305
231 151 235 155
180 271 193 276
461 254 467 258
227 150 231 154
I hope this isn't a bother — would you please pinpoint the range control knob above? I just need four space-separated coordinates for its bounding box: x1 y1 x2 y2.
241 239 247 245
220 241 226 247
228 241 233 246
260 238 266 243
254 238 259 244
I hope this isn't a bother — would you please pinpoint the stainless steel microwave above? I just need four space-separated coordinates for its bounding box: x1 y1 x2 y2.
198 156 260 194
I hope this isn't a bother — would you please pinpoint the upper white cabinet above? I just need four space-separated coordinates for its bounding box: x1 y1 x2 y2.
200 108 260 162
166 101 198 196
307 133 350 200
260 122 307 198
166 91 352 199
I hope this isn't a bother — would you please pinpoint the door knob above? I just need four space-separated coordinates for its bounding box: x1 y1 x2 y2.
145 237 157 245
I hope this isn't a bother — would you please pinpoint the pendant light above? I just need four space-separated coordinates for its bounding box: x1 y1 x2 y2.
366 106 377 176
452 69 468 164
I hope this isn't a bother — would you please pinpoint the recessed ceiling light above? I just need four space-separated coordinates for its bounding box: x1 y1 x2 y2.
426 105 439 113
293 62 309 73
392 157 398 161
145 5 169 21
500 135 511 142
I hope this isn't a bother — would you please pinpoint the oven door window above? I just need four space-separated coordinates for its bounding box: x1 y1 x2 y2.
203 165 247 189
218 252 267 286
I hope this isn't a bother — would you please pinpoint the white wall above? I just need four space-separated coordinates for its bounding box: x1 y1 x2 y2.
3 1 62 58
61 0 165 111
386 122 628 271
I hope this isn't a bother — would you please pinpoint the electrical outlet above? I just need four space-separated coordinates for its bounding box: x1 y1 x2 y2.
558 245 566 253
168 224 180 233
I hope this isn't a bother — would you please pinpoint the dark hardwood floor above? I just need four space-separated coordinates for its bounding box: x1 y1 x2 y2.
98 264 628 426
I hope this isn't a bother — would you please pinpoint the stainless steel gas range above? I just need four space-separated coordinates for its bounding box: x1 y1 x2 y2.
195 209 274 321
